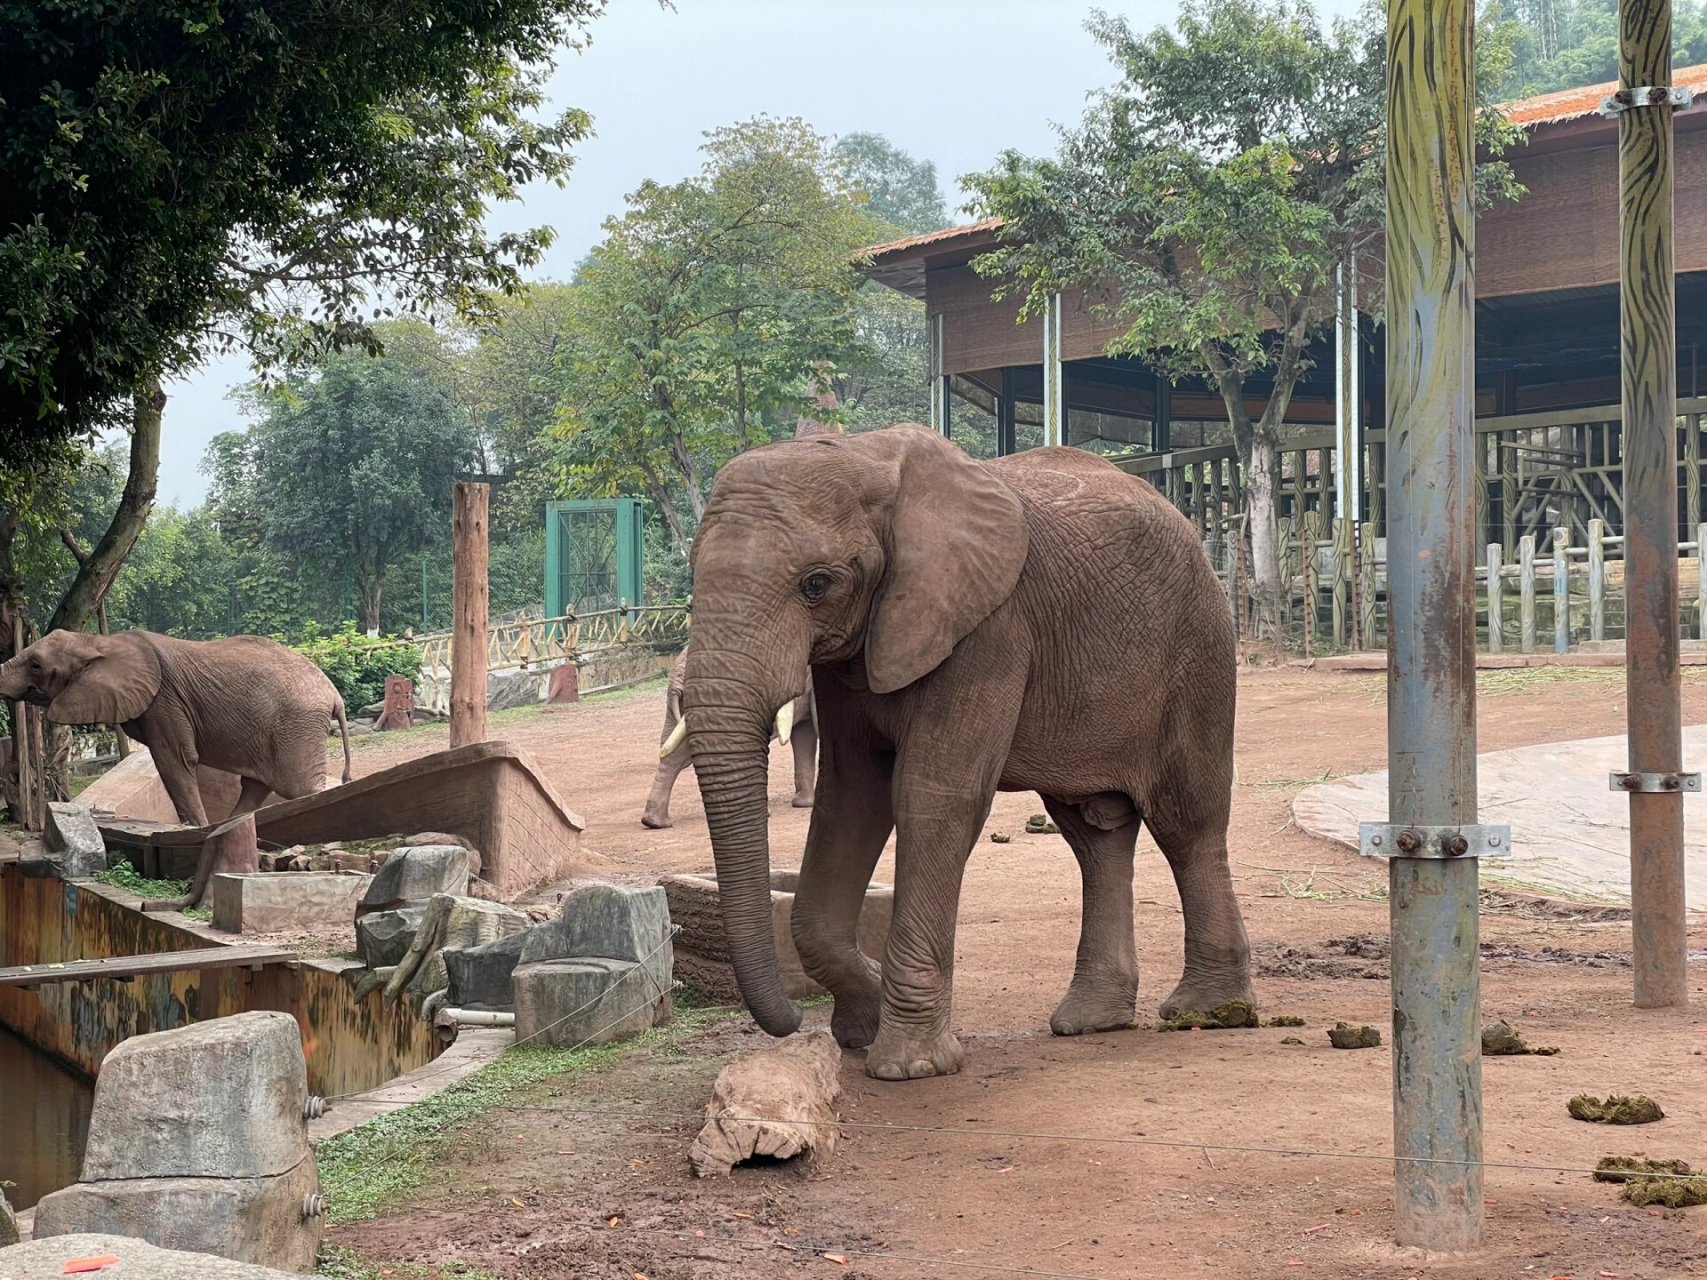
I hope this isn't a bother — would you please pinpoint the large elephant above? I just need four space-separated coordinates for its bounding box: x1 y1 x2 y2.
677 424 1252 1081
641 648 815 829
0 629 352 832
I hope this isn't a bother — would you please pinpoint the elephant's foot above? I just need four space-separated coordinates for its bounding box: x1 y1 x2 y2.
639 811 674 830
865 1025 964 1081
791 792 814 809
1049 978 1139 1036
830 989 881 1049
1158 969 1256 1021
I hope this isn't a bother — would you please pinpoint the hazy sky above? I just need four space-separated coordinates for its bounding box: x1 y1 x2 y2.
155 0 1362 506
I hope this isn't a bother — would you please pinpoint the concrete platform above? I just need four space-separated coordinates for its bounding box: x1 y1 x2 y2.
208 872 371 934
1293 726 1707 910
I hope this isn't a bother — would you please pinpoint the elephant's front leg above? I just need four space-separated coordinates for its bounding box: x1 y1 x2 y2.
790 722 893 1049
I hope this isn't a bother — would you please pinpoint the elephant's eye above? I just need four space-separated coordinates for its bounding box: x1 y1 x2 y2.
28 660 40 671
800 572 832 603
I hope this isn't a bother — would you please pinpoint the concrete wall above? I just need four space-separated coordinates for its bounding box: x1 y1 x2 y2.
0 865 439 1093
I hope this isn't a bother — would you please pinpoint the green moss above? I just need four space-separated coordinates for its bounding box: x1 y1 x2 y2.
94 863 189 900
316 1005 740 1224
1327 1022 1381 1049
1568 1094 1665 1124
1158 999 1259 1031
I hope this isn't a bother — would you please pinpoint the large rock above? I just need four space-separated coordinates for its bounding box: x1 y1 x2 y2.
79 1012 308 1181
43 802 106 878
30 1012 322 1272
442 931 531 1011
519 883 672 993
384 894 529 1011
0 1185 16 1247
512 957 670 1047
355 906 426 969
355 845 469 916
0 1233 322 1279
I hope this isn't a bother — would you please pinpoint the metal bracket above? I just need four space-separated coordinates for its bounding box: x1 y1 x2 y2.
1358 822 1512 860
1608 771 1702 793
1599 85 1694 117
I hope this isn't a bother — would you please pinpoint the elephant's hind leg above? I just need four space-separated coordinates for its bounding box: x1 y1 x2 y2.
1042 793 1141 1036
230 777 273 821
642 747 691 829
1147 785 1254 1020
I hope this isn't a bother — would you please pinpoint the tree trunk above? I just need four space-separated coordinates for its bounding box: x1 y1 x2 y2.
48 376 164 635
362 581 383 635
1245 431 1285 641
734 358 749 454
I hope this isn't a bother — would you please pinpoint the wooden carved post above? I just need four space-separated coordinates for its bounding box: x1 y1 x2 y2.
1487 544 1504 655
450 482 490 749
1588 518 1607 643
1616 0 1688 1008
1697 524 1707 639
1519 534 1538 653
1553 527 1571 654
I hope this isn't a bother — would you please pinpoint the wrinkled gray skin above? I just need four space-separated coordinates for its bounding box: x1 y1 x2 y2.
0 628 351 858
641 648 815 828
682 424 1252 1082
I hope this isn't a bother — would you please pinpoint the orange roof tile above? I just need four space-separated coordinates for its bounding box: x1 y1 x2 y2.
1501 64 1707 126
863 217 1005 262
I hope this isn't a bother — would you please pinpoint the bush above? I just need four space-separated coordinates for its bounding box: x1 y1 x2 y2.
292 623 423 711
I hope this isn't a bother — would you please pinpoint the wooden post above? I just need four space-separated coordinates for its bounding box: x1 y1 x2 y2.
1487 544 1504 654
1697 524 1707 639
450 481 490 749
1588 518 1607 643
1332 518 1349 648
1360 522 1378 648
1686 412 1701 535
1519 534 1538 653
1553 527 1571 653
1616 0 1688 1008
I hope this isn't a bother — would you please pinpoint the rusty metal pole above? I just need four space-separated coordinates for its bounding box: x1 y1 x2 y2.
1361 0 1503 1248
1611 0 1692 1009
450 481 490 749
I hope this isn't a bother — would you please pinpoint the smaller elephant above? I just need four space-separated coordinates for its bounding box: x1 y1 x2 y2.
641 648 815 829
0 628 352 835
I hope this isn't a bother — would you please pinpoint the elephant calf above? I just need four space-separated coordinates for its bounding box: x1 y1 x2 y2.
642 648 816 828
1 629 353 830
681 423 1254 1082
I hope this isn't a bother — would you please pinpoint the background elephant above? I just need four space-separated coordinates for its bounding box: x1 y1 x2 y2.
681 423 1252 1082
641 647 815 828
0 629 352 834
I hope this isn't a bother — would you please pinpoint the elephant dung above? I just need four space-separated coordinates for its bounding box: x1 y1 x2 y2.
0 1233 317 1279
688 1032 843 1178
30 1011 322 1271
43 802 107 878
512 957 670 1048
1567 1093 1664 1124
1481 1019 1560 1056
443 930 532 1010
355 845 470 916
1327 1023 1382 1050
356 907 427 969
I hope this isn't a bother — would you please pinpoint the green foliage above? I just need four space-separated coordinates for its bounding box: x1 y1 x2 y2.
95 864 189 900
292 625 422 712
105 507 238 638
0 0 607 468
1486 0 1707 98
834 131 949 234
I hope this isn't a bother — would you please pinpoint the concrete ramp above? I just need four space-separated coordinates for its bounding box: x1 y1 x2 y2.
1292 726 1707 911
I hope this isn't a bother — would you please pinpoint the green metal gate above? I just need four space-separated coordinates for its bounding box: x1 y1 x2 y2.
544 498 644 617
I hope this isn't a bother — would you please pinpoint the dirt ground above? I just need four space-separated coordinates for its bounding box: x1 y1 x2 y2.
330 666 1707 1280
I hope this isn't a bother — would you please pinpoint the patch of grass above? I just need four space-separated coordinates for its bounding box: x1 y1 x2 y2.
316 1004 740 1224
94 863 189 900
1247 767 1338 793
317 1245 504 1280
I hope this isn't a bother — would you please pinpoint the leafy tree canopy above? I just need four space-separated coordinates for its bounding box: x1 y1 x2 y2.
1486 0 1707 98
834 132 950 235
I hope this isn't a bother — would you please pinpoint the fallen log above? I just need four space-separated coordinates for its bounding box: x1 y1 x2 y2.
688 1032 842 1178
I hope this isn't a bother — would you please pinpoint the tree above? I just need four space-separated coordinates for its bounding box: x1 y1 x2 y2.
1485 0 1707 97
967 0 1521 640
0 0 608 468
552 118 884 558
834 132 950 235
240 349 479 633
105 508 237 638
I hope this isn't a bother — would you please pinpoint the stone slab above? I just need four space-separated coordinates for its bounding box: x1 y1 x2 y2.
512 957 670 1048
520 883 672 975
208 872 372 934
44 804 105 879
442 930 531 1010
1292 725 1707 910
0 1234 324 1279
356 845 468 915
30 1160 322 1273
79 1011 309 1182
355 906 426 969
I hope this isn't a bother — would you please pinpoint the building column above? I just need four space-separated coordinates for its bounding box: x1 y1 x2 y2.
928 311 950 437
998 367 1018 457
1041 292 1065 448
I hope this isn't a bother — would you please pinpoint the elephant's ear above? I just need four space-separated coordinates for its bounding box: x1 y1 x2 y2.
863 426 1029 694
47 632 162 726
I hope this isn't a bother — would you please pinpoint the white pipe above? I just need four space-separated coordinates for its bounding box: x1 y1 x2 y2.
438 1009 515 1027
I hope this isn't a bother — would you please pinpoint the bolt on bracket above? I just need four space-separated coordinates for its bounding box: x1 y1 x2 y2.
1599 85 1694 116
1608 771 1702 794
1358 822 1513 860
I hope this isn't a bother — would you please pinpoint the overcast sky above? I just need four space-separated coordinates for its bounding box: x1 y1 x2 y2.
155 0 1363 506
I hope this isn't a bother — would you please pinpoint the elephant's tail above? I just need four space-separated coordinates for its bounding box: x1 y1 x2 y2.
333 697 353 784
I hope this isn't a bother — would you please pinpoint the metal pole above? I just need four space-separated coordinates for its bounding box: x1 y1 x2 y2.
1371 0 1486 1248
1613 0 1691 1008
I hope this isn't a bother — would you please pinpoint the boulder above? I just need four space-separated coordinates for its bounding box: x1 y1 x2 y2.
355 907 426 969
43 802 107 878
0 1233 319 1279
0 1185 16 1247
519 883 672 995
442 931 531 1011
30 1011 322 1272
688 1032 843 1177
383 894 529 1011
355 845 469 917
512 957 670 1047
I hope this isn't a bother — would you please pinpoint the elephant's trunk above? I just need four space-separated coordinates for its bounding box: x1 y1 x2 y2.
686 696 802 1038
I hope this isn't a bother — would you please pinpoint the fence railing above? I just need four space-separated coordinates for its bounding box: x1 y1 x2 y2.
1226 514 1707 654
412 604 689 676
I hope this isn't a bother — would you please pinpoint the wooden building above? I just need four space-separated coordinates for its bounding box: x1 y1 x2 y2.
857 68 1707 554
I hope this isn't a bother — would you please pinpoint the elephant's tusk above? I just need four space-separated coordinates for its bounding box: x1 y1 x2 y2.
775 700 794 746
660 716 689 758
